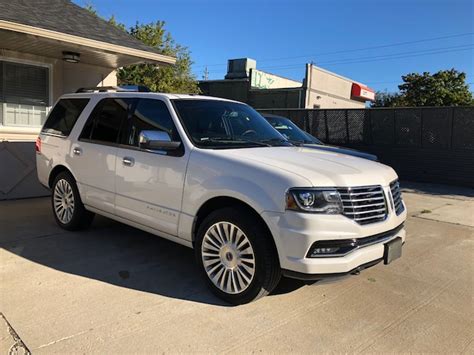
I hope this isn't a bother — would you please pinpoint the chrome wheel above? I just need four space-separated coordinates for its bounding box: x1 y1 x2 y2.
53 178 75 224
201 222 256 294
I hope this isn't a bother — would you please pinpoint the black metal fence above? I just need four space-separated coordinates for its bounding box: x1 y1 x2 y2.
259 107 474 187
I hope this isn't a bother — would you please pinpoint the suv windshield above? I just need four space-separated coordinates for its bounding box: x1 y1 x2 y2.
173 99 292 149
264 115 322 145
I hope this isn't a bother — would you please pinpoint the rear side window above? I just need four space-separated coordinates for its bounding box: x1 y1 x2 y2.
80 98 133 144
42 99 89 136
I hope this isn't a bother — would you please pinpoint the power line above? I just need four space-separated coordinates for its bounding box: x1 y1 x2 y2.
315 46 474 67
258 44 474 71
205 44 474 75
193 32 474 69
271 47 474 71
366 80 402 85
260 33 474 63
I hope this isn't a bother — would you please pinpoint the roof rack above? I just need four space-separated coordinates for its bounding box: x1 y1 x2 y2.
75 85 151 93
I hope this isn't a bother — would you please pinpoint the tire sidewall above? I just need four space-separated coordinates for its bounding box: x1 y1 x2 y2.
51 172 84 230
195 207 276 304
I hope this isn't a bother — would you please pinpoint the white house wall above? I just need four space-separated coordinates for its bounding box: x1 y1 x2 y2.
0 49 117 141
0 50 117 200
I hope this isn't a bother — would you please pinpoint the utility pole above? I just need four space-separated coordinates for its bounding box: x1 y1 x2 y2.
203 66 209 80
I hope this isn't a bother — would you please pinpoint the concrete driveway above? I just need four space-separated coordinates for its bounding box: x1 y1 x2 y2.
1 183 473 353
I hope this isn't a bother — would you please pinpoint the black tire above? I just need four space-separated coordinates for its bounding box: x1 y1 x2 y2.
51 171 94 231
195 206 281 305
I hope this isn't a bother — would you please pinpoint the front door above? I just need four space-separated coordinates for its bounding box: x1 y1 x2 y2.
115 98 188 236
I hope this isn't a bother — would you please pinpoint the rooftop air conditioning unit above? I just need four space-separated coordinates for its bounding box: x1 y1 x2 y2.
225 58 256 79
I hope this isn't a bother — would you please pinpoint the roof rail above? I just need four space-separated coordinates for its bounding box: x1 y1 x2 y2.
75 85 151 93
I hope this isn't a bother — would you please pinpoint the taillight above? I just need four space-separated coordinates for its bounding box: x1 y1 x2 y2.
35 137 41 153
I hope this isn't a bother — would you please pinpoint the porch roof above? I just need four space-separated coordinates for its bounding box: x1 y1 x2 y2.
0 0 176 67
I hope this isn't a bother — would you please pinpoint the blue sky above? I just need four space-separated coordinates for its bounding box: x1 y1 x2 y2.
75 0 473 92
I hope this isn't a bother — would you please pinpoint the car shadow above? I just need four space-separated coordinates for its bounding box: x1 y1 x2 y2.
1 201 308 306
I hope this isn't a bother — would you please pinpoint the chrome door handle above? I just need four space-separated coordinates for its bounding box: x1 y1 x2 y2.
123 157 135 167
73 147 82 156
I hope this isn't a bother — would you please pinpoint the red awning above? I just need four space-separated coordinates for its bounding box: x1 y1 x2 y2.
351 83 375 102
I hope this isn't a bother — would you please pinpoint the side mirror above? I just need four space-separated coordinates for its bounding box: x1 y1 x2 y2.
139 130 181 151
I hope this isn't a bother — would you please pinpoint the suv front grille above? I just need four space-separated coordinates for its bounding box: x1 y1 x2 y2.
390 179 404 215
337 185 387 225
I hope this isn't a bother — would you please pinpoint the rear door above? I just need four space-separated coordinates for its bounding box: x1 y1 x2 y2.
114 98 188 236
37 98 90 187
71 97 132 214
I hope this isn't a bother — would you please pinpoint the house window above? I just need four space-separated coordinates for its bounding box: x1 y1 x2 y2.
0 60 50 128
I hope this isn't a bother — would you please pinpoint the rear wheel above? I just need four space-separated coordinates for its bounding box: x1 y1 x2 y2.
195 207 281 304
51 171 94 230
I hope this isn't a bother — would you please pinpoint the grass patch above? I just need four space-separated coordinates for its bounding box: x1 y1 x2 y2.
420 209 432 214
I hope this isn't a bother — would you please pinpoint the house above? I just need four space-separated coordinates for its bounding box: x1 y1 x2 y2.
0 0 175 199
199 58 375 109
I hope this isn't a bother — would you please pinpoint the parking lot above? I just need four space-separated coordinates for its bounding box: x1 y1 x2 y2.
1 183 473 353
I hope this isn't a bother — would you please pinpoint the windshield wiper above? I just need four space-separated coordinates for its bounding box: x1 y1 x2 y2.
289 139 318 145
261 138 293 146
288 139 304 146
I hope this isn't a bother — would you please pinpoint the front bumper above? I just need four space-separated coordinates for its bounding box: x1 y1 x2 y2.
282 257 384 280
261 200 407 276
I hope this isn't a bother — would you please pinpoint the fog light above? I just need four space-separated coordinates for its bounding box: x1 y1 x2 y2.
310 247 340 257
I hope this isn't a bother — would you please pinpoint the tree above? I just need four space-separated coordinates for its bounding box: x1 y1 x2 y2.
398 69 472 106
372 90 405 107
84 2 97 16
372 69 472 107
117 22 199 94
85 6 199 93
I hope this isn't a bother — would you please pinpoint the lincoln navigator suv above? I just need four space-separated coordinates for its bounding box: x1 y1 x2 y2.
36 87 406 304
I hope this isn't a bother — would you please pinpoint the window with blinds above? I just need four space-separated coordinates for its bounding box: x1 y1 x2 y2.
0 60 50 127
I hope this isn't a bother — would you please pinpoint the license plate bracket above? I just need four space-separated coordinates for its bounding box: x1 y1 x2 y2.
384 237 403 265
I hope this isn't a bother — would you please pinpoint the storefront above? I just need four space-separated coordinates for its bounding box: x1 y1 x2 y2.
199 59 375 110
304 64 375 109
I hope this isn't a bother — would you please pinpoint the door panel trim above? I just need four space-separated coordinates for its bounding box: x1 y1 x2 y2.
85 204 192 249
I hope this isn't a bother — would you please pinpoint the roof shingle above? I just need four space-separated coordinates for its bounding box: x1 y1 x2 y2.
0 0 162 54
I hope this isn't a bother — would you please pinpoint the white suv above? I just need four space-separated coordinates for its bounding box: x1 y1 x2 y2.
36 87 406 304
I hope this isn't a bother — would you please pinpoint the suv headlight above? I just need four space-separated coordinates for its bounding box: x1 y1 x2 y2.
286 188 343 214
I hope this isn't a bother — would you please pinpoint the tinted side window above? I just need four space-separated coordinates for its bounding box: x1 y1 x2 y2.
124 99 179 146
80 98 132 144
42 99 89 136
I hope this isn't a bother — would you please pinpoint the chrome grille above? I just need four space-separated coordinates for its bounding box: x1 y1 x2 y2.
390 179 404 215
337 185 387 225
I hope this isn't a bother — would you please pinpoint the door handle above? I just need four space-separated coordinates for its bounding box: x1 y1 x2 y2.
123 157 135 167
73 147 82 156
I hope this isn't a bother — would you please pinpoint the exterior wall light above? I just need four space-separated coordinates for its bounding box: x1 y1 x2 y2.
62 51 80 63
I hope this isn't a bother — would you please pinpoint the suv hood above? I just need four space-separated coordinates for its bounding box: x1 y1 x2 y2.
221 146 397 187
301 143 378 161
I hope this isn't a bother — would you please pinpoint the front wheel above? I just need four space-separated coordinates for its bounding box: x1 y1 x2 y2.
195 207 281 304
51 171 94 230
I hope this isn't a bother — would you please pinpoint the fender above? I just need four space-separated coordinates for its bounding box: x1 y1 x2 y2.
186 175 281 216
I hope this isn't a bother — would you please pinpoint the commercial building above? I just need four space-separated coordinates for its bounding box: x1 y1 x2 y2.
0 0 175 199
199 58 375 109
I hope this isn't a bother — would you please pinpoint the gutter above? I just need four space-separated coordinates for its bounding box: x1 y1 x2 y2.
0 20 176 65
